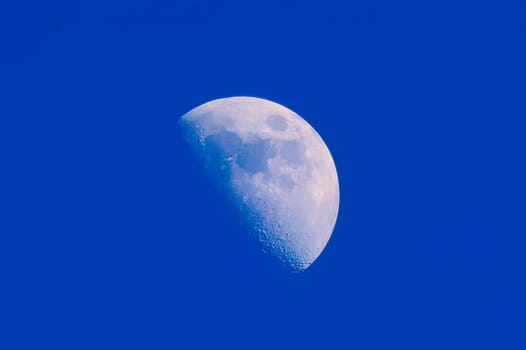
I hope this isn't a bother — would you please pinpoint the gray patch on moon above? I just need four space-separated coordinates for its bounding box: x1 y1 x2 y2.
266 114 288 131
237 139 276 174
203 132 243 160
202 132 242 182
277 174 295 189
278 140 306 166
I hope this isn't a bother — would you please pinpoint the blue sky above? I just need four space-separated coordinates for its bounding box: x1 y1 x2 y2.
1 1 525 348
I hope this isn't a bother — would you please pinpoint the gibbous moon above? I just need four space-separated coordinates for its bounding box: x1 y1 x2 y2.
178 97 339 272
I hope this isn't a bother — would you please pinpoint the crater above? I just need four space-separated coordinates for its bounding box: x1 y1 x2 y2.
266 114 288 131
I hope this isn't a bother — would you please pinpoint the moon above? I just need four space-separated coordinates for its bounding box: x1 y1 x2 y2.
178 97 339 272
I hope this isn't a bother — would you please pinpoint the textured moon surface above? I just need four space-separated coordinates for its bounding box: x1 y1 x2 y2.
178 97 339 272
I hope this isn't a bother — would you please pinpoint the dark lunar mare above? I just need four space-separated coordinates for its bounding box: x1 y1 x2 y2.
236 138 276 174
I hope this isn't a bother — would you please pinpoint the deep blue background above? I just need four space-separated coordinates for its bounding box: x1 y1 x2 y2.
1 1 525 348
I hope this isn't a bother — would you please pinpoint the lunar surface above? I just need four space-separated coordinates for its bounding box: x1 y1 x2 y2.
178 97 339 272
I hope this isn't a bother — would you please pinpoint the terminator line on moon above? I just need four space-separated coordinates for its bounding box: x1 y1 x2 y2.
178 97 339 272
